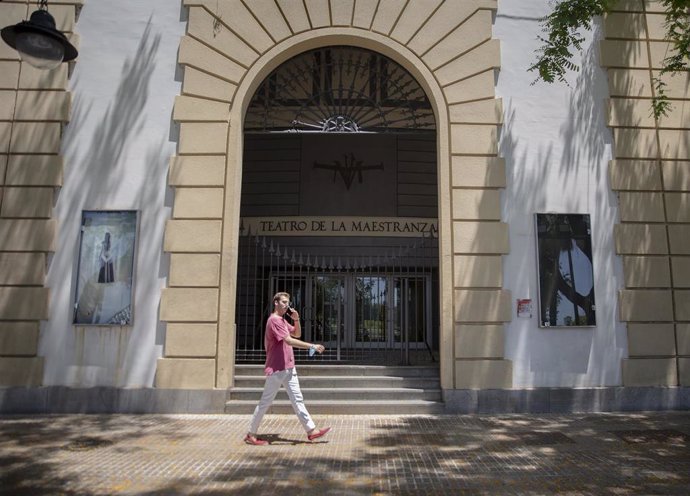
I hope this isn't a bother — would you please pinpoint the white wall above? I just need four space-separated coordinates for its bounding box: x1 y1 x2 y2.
495 0 627 387
41 0 184 387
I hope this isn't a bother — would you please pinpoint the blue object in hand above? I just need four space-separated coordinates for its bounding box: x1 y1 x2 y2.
309 346 316 357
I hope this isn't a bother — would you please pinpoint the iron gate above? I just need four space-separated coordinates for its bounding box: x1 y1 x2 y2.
234 229 438 365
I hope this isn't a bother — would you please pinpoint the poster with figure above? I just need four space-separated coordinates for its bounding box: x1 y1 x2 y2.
535 213 596 327
73 211 138 325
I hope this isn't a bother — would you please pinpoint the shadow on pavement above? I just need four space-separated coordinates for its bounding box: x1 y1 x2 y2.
1 413 688 495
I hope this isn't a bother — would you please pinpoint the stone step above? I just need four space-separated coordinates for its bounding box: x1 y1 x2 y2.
228 364 444 415
235 363 441 377
233 375 440 389
224 399 447 415
228 387 442 402
234 364 440 377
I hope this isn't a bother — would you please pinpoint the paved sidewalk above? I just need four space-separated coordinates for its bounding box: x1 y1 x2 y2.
1 412 689 495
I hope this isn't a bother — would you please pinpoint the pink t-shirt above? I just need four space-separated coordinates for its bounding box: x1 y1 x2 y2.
264 313 295 376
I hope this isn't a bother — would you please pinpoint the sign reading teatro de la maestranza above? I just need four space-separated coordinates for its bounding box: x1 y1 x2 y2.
241 217 438 237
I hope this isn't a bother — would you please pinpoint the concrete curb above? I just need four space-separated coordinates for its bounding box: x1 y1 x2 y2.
1 386 689 414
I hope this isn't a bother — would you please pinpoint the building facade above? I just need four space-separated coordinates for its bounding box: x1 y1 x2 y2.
0 0 688 413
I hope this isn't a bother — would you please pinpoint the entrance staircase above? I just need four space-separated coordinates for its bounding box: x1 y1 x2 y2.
225 364 445 414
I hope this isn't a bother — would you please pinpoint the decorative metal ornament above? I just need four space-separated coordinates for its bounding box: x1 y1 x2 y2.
245 46 435 133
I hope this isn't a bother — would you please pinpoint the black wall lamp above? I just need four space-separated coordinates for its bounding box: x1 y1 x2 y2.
1 0 78 70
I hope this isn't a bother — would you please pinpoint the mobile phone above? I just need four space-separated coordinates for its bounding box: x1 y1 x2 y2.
285 306 293 316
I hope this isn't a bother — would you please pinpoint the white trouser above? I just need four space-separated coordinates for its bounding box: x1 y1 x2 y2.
248 367 316 434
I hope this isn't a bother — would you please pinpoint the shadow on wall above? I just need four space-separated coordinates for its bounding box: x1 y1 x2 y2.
500 17 628 388
45 19 170 387
559 17 627 387
62 19 163 204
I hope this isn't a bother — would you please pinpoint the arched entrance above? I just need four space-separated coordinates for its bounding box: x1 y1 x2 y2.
235 46 439 366
162 4 504 394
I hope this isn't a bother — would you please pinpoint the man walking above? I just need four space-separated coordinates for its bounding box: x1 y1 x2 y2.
244 292 332 445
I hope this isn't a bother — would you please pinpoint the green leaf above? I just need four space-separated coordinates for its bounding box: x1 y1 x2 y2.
530 0 689 118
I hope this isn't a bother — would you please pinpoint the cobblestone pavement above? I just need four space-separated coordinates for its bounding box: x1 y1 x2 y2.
1 412 689 495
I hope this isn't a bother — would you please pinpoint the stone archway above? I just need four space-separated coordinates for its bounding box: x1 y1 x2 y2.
158 1 511 394
221 31 454 389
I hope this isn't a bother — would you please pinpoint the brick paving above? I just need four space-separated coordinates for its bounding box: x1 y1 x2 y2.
1 412 689 495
